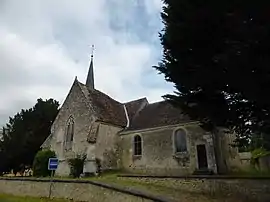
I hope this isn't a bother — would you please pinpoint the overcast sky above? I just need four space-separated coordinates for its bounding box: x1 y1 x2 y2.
0 0 174 126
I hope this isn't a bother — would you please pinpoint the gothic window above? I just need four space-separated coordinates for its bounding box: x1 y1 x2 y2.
174 129 187 153
65 117 74 150
133 135 142 156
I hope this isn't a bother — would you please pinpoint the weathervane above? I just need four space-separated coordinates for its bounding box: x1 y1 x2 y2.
91 44 94 58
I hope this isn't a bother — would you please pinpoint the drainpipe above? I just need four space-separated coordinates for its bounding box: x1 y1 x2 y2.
123 105 130 128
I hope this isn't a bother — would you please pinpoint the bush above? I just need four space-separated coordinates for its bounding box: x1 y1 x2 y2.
95 158 101 175
32 149 56 177
68 154 86 178
251 148 270 165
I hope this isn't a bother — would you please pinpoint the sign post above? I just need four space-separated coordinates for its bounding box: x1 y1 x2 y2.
48 158 58 199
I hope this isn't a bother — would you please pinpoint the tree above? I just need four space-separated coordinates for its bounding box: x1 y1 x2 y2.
155 0 270 149
0 127 8 175
0 98 59 172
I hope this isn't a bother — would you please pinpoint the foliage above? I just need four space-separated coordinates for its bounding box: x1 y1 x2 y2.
32 149 56 177
155 0 270 146
68 154 86 178
0 98 59 172
95 158 101 175
251 148 270 165
234 132 270 152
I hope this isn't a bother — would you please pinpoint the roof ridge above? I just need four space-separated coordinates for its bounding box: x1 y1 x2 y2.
77 81 126 127
126 99 191 131
76 80 97 113
124 97 148 105
93 88 123 105
78 81 123 105
147 100 166 106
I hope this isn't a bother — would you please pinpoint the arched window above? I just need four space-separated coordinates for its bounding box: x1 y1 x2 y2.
65 117 74 150
134 135 142 156
174 129 187 153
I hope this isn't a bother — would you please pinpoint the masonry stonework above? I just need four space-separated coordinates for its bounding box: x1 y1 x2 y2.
95 123 122 170
119 123 217 175
0 179 154 202
41 59 247 177
49 80 97 176
118 176 270 202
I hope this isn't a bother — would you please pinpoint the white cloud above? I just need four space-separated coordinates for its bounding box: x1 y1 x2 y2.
144 0 163 14
0 0 173 126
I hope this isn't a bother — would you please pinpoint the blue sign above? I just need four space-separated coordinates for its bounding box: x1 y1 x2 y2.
48 158 58 171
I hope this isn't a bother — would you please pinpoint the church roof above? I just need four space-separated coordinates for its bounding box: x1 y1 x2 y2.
78 81 127 127
126 101 192 131
78 80 193 130
124 97 148 122
73 53 194 131
76 80 192 130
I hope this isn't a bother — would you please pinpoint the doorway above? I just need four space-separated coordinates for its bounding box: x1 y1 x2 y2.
196 144 208 169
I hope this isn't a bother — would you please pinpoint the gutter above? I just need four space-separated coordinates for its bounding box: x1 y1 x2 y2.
119 121 200 135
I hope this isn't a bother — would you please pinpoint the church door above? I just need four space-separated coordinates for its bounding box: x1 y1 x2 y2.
196 144 208 169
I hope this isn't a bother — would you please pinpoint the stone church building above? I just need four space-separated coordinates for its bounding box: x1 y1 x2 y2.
41 54 243 176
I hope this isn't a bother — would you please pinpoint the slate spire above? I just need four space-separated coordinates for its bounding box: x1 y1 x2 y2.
86 45 95 89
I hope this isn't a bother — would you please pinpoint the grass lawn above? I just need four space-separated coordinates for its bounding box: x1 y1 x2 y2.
0 194 74 202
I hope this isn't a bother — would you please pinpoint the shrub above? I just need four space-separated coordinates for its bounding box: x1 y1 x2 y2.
95 158 102 175
251 148 270 165
32 149 56 177
68 154 86 178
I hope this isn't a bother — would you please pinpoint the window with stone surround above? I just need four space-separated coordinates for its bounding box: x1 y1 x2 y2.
133 135 142 156
174 129 187 153
65 116 74 150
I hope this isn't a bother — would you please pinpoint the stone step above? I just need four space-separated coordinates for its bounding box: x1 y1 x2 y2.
193 169 214 175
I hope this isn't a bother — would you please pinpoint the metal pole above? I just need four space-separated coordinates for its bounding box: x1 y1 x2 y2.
48 170 53 199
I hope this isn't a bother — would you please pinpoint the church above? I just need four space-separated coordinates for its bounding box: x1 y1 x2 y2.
41 53 244 176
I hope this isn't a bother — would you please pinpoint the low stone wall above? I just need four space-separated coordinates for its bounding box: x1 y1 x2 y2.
118 175 270 202
0 178 171 202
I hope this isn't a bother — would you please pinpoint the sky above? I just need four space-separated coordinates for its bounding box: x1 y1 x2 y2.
0 0 174 126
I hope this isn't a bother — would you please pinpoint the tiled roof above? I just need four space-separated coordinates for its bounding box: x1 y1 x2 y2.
126 101 193 131
124 98 148 122
77 81 192 130
78 82 127 127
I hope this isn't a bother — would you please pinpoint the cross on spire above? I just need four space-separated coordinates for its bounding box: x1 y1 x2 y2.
91 44 94 58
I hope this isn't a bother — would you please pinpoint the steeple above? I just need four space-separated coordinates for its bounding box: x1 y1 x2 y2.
86 45 95 89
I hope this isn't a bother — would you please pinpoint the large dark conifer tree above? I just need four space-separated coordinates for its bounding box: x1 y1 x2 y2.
155 0 270 148
0 98 59 172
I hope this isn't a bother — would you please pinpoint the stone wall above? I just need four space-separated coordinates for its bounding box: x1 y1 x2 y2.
50 80 97 176
237 152 252 171
95 123 122 170
118 176 270 202
0 178 169 202
119 123 216 175
57 160 70 176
